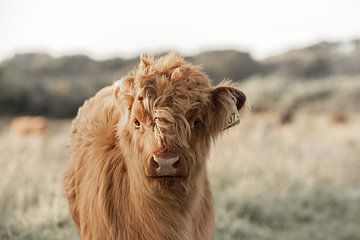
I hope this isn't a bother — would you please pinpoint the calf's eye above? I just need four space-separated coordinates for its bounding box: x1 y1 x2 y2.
134 119 141 128
193 119 202 128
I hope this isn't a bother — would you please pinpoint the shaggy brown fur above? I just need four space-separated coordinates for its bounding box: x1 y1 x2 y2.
64 53 247 240
10 116 47 135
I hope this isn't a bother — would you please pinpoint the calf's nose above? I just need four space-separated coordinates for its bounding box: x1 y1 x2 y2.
146 151 188 177
153 153 179 176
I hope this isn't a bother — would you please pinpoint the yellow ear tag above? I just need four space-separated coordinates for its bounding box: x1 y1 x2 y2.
224 102 240 130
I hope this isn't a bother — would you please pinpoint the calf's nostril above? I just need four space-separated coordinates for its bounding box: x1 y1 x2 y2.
151 157 160 168
172 159 180 169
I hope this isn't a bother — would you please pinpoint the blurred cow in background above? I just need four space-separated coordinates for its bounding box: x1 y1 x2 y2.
10 116 48 135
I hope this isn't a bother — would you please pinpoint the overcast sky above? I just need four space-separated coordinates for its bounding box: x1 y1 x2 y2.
1 0 359 61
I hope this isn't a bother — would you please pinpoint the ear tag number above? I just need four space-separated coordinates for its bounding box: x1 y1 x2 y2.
224 102 240 130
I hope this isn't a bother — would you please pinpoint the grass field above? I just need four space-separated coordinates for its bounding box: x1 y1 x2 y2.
0 112 360 240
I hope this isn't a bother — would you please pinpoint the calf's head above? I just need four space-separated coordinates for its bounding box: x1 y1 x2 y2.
113 53 247 191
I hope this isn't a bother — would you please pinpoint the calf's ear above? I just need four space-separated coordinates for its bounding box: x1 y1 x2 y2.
210 82 248 132
113 76 135 109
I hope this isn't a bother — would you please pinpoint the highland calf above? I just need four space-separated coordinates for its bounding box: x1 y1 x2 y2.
64 53 247 240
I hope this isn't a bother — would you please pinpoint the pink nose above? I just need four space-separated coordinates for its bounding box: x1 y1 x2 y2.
145 151 188 177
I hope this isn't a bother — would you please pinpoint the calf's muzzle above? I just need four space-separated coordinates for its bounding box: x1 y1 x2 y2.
145 151 188 177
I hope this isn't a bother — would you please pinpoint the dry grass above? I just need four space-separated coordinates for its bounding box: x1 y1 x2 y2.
0 112 359 240
210 112 360 240
0 120 76 240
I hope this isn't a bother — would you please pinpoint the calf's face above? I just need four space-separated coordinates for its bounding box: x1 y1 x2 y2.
113 54 247 191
